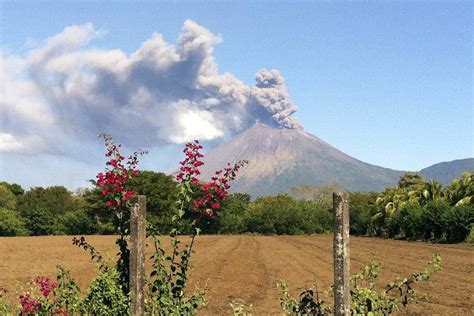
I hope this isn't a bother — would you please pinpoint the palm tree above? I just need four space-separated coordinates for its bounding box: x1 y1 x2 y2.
445 172 473 206
421 180 444 203
373 187 413 234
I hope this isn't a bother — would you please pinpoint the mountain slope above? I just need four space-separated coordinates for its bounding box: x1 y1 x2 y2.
200 124 404 196
420 158 474 185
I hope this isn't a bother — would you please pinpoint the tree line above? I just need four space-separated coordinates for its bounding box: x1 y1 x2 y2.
1 171 472 243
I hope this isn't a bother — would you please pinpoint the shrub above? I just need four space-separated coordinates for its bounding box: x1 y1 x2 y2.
243 195 332 235
53 267 83 314
83 268 129 315
278 281 330 315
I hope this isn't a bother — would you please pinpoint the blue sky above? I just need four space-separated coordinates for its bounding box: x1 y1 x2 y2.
1 1 472 190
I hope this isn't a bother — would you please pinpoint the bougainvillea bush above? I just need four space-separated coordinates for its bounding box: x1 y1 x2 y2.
146 140 247 315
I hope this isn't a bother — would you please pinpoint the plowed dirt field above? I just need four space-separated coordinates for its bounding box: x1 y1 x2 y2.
1 235 472 315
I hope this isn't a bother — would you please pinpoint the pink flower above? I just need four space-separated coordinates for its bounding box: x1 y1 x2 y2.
35 276 57 297
124 191 135 201
194 161 204 167
19 292 41 314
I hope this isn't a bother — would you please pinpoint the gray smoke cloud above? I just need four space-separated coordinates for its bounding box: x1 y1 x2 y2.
0 20 302 154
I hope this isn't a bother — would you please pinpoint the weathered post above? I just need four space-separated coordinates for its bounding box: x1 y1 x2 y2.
130 195 146 316
333 192 350 316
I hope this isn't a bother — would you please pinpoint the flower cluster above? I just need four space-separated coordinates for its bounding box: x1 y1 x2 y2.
35 276 57 298
176 140 248 219
17 276 69 315
194 160 248 218
95 135 143 209
19 293 41 315
176 141 204 186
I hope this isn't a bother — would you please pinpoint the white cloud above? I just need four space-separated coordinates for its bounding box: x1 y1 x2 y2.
170 109 224 143
0 133 45 153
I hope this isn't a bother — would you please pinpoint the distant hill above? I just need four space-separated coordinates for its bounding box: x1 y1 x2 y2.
199 123 404 196
420 158 474 185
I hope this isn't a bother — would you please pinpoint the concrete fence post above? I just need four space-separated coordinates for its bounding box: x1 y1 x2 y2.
333 192 350 316
130 195 146 316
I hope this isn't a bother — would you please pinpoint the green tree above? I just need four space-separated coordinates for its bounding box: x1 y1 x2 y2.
421 180 444 203
55 209 95 235
216 193 251 234
445 172 473 206
23 207 56 235
441 205 474 243
17 186 78 216
126 170 178 233
0 185 16 210
373 173 428 235
0 208 28 236
84 171 180 234
17 186 82 235
387 204 424 240
349 192 377 235
373 187 414 235
0 181 25 196
244 194 296 234
82 187 110 232
398 172 425 189
420 201 450 241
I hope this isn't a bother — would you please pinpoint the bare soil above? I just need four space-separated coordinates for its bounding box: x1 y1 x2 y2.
0 235 472 315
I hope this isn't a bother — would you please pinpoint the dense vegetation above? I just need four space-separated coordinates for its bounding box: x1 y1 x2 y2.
371 172 473 243
1 171 473 243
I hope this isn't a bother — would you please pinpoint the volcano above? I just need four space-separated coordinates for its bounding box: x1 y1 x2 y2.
200 123 404 196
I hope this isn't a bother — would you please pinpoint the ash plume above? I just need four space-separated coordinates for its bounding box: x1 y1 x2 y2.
0 20 302 154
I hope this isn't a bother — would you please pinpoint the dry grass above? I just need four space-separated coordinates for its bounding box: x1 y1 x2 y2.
0 235 472 315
